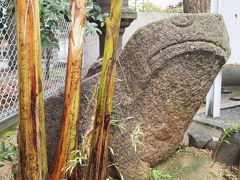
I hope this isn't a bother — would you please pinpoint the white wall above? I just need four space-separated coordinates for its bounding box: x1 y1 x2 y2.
123 13 177 46
219 0 240 65
83 9 240 72
83 35 99 75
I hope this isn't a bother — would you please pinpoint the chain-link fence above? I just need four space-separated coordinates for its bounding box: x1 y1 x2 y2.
0 0 69 122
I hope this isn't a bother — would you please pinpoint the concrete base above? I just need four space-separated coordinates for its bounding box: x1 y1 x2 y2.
0 114 19 133
187 122 222 140
194 105 240 130
222 64 240 86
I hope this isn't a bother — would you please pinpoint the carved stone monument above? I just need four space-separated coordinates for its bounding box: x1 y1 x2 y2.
45 14 230 179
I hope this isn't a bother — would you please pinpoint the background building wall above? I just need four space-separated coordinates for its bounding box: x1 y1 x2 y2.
219 0 240 65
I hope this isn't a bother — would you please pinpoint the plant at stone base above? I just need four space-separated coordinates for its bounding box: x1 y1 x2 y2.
65 136 89 175
212 122 240 166
110 119 126 130
150 168 172 180
109 103 129 131
110 103 145 153
0 141 18 179
131 123 145 152
177 146 195 153
111 118 146 153
0 141 18 168
84 87 99 105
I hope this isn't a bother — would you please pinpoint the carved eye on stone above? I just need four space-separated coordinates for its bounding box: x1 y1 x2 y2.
171 15 195 28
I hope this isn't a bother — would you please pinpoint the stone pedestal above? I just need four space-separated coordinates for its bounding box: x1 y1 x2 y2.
45 14 231 179
94 0 137 58
118 8 137 50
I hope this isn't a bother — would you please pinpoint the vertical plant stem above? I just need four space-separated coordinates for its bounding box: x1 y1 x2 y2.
86 0 122 179
16 0 48 179
49 0 86 179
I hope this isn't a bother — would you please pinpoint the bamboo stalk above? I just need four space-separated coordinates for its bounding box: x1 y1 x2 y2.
86 0 122 179
15 0 48 179
49 0 86 179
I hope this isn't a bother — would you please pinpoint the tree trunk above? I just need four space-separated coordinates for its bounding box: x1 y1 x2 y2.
49 0 86 179
86 0 122 179
183 0 211 13
15 0 48 179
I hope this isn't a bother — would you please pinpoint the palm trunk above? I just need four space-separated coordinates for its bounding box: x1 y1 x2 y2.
15 0 48 179
183 0 211 13
49 0 86 179
86 0 122 179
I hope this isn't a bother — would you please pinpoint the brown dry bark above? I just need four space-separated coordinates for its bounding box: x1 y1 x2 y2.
15 0 48 179
85 0 122 179
183 0 211 13
49 0 86 179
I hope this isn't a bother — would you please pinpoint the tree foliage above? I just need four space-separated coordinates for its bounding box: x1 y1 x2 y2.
3 0 108 49
39 0 70 49
136 2 162 12
129 1 183 13
86 0 109 35
0 0 11 41
163 2 183 13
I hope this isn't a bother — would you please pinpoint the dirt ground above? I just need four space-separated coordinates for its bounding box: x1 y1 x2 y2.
155 147 238 180
0 125 17 180
0 127 238 180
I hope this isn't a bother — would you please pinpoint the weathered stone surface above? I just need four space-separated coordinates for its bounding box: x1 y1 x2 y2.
45 92 65 173
180 133 189 147
215 133 240 165
84 60 102 78
188 132 212 148
45 14 230 179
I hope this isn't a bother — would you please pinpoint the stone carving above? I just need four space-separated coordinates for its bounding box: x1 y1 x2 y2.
45 14 230 179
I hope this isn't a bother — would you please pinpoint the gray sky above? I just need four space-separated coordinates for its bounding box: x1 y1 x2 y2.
149 0 181 8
